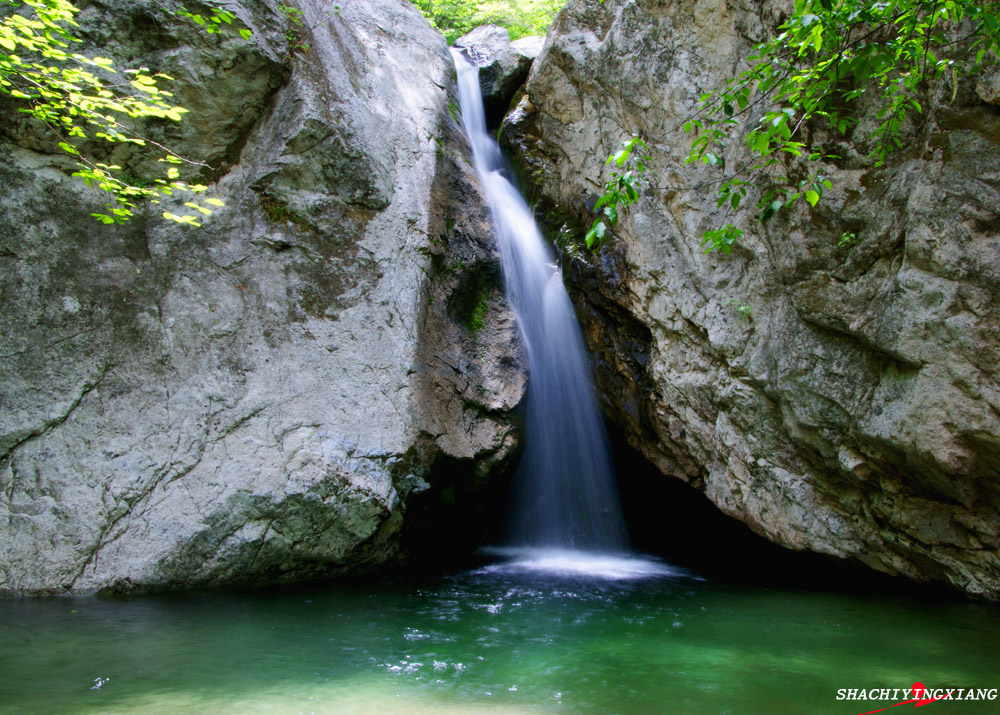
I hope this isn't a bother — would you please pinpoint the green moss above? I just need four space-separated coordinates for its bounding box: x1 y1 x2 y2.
259 194 309 230
467 291 489 332
451 265 495 335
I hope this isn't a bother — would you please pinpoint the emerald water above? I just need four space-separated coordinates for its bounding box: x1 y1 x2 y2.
2 550 998 714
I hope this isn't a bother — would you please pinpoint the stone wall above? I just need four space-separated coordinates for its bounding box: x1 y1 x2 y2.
503 0 1000 598
0 0 526 593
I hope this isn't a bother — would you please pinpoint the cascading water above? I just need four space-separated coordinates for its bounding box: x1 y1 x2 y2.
452 49 628 553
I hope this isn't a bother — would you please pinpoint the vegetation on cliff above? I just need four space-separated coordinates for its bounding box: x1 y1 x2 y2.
410 0 563 42
587 0 1000 254
0 0 239 225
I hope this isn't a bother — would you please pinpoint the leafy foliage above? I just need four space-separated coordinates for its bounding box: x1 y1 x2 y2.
0 0 244 225
585 136 649 250
728 298 752 317
177 5 250 39
683 0 1000 253
410 0 564 43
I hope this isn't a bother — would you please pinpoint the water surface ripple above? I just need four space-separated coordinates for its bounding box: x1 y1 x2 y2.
2 560 998 714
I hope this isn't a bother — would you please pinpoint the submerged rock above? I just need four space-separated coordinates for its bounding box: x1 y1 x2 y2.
0 0 526 594
504 0 1000 598
454 25 543 129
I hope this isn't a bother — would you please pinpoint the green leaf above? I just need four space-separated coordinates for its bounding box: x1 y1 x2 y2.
805 190 820 206
239 28 252 40
184 201 213 216
163 211 202 227
585 220 606 249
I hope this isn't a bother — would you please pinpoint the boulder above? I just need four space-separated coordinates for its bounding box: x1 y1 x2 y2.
503 0 1000 598
0 0 526 594
454 25 543 129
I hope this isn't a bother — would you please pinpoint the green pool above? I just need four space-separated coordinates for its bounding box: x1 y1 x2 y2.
1 549 998 714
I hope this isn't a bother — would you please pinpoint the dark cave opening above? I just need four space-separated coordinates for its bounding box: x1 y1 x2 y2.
606 422 959 599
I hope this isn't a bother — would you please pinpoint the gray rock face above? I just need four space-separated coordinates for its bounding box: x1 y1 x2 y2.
454 25 543 128
0 0 526 594
504 0 1000 598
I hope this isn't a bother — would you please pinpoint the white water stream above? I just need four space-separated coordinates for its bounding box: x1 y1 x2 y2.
452 50 628 553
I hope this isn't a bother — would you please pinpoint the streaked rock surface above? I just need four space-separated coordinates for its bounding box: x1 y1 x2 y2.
503 0 1000 598
0 0 526 594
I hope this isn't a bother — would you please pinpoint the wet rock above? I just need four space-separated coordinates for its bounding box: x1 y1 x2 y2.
454 25 543 129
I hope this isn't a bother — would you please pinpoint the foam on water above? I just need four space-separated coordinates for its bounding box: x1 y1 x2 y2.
475 547 693 580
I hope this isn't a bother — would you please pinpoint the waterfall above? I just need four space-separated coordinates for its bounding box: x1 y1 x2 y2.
452 49 629 553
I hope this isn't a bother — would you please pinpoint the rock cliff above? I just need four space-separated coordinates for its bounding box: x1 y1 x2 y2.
504 0 1000 598
454 24 543 129
0 0 526 594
